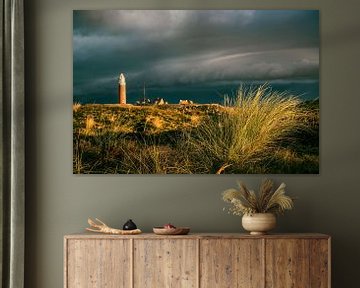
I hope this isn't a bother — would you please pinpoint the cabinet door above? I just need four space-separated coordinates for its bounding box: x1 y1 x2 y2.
134 239 198 288
266 239 309 287
66 239 131 288
309 239 330 288
200 239 264 288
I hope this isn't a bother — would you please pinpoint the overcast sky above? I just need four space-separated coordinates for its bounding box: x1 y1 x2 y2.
73 10 319 100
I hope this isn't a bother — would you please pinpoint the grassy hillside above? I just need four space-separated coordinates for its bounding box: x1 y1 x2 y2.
73 88 319 174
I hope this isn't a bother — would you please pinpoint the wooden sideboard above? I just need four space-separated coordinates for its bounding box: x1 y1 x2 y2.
64 233 330 288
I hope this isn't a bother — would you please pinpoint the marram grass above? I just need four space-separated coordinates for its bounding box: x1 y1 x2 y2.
184 85 309 173
73 85 318 174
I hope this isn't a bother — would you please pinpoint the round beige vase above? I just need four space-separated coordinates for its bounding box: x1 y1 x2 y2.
242 213 276 235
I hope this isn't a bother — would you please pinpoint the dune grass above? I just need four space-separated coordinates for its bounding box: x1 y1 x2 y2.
73 86 319 174
73 102 81 112
182 85 310 173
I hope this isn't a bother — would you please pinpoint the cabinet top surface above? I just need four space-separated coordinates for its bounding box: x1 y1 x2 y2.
64 232 330 240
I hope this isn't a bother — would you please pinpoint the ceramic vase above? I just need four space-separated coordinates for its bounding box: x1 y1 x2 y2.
242 213 276 235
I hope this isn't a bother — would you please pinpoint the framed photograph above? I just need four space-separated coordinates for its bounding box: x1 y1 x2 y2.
73 10 319 174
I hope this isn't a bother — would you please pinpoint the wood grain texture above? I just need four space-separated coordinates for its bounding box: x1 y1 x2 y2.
310 239 330 288
133 239 197 288
64 239 68 288
64 234 330 288
265 239 310 288
200 239 264 288
65 233 330 240
66 239 131 288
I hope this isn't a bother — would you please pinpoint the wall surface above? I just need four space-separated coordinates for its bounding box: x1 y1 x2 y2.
24 0 360 287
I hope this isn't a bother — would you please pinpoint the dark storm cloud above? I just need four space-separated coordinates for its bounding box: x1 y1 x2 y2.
73 10 319 96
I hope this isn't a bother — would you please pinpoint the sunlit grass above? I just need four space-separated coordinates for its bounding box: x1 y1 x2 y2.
73 86 319 174
183 85 308 173
73 102 81 112
84 115 96 135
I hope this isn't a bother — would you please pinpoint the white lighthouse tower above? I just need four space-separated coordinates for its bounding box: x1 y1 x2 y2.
118 73 126 104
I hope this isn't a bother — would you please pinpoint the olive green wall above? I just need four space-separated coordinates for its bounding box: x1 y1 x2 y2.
24 0 360 287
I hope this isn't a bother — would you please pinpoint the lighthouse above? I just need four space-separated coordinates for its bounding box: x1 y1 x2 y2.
118 73 126 104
